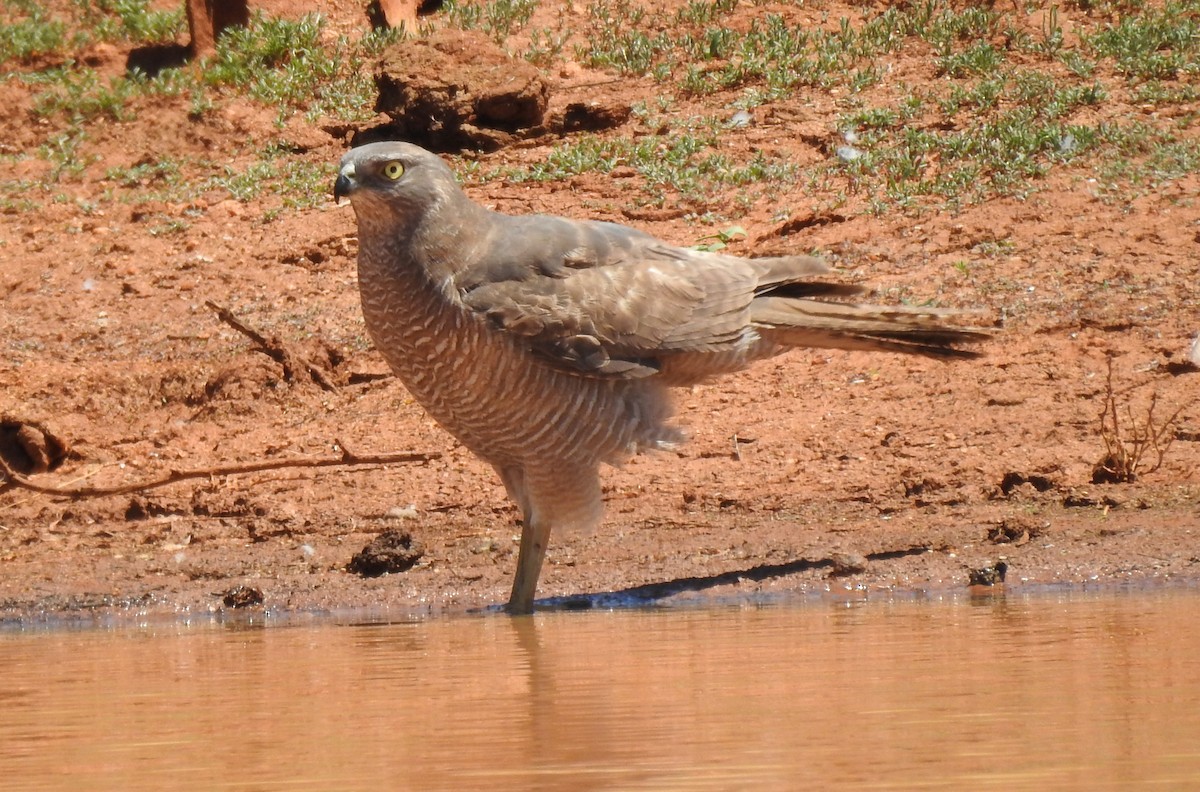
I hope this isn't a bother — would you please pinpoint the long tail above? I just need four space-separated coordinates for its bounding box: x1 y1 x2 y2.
751 295 989 359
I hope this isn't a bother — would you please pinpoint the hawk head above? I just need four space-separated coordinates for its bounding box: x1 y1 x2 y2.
334 141 460 227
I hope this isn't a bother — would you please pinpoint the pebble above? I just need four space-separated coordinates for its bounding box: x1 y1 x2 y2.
728 110 753 128
836 145 862 163
385 504 419 520
830 552 869 576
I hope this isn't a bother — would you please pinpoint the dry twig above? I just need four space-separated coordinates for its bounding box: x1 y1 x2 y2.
206 300 338 391
1094 357 1193 484
0 443 440 499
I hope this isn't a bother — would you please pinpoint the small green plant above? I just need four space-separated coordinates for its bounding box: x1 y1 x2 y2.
0 7 68 64
495 116 795 216
1082 2 1200 80
1133 80 1200 105
973 239 1017 257
523 27 570 66
29 66 151 121
147 216 190 236
925 5 999 51
1038 5 1065 55
104 157 182 188
38 127 93 182
72 0 185 44
201 150 330 209
6 0 1200 223
1058 49 1097 77
444 0 538 43
203 15 335 99
937 41 1004 77
577 28 672 75
692 225 747 252
1 0 184 65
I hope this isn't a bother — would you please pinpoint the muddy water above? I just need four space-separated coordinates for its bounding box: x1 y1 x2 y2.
3 588 1200 791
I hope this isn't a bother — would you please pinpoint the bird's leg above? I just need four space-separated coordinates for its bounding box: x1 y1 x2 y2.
508 514 552 615
496 463 604 615
497 465 544 615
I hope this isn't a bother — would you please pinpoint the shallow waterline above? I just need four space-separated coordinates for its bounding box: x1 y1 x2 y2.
3 586 1199 790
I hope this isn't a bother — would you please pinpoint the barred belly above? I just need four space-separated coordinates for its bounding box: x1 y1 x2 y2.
359 255 675 471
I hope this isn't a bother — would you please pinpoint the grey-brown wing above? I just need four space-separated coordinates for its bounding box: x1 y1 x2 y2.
456 217 778 377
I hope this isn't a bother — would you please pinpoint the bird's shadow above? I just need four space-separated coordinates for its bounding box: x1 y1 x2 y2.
530 545 933 612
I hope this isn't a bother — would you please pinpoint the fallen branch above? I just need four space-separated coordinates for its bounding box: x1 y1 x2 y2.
205 300 338 391
0 443 440 499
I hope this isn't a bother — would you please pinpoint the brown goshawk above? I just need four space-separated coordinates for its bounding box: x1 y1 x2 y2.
334 141 986 614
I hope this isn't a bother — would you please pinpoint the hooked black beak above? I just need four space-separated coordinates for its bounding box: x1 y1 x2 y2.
333 162 355 202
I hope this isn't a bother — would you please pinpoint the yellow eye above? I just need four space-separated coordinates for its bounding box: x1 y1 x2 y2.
382 161 405 180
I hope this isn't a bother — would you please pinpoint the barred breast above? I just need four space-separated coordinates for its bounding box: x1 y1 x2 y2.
357 246 680 473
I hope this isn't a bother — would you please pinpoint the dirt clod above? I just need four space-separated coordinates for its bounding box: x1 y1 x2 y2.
829 552 869 577
968 561 1009 587
221 585 265 609
371 29 550 152
1000 472 1056 496
347 531 425 578
986 518 1044 546
0 418 70 475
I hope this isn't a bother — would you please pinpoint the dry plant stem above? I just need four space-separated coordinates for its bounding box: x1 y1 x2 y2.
1097 358 1193 482
0 445 441 499
205 300 338 391
1098 359 1129 478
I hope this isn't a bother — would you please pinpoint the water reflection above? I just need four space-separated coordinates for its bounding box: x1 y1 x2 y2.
3 588 1200 790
